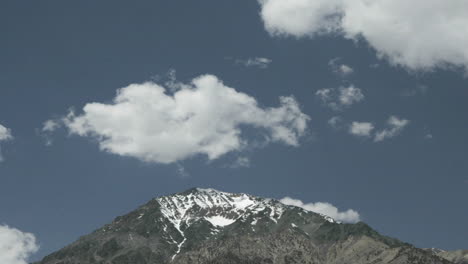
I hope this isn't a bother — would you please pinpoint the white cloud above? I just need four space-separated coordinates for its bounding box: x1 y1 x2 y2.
259 0 342 37
329 58 354 76
42 120 60 132
374 116 410 142
339 86 364 106
349 122 374 137
236 57 272 69
40 119 61 146
0 124 12 141
259 0 468 71
338 64 354 76
315 88 332 102
0 124 13 162
0 225 39 264
316 85 364 110
348 116 409 141
46 74 309 164
280 197 360 223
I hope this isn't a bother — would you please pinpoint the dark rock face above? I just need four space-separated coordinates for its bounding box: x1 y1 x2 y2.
35 188 455 264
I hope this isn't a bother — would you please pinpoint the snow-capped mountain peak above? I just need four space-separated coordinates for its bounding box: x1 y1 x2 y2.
156 188 286 227
155 188 289 260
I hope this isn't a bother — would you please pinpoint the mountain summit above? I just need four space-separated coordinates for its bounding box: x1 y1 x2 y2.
36 188 456 264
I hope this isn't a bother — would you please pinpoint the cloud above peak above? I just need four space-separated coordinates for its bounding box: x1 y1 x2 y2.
45 74 309 164
280 197 360 223
0 225 39 264
259 0 468 71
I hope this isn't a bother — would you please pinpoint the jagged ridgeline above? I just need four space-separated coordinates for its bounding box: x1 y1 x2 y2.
35 188 455 264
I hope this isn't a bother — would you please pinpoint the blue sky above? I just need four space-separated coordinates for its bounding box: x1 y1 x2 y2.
0 0 467 262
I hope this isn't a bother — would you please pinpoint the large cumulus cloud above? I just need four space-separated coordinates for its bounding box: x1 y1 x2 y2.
259 0 468 71
46 74 310 164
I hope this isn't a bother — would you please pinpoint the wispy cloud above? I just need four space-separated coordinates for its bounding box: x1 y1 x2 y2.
316 85 364 111
374 116 410 142
347 116 410 141
234 57 272 69
328 116 344 129
176 164 190 178
40 119 61 146
229 156 251 168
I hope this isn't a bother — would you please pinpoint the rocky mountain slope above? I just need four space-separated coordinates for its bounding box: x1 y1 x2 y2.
428 249 468 264
35 188 457 264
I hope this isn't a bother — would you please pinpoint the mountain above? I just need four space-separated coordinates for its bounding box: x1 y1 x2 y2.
428 249 468 264
35 188 455 264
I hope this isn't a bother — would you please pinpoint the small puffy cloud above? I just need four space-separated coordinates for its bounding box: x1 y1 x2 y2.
280 197 360 223
259 0 468 72
259 0 342 37
339 86 364 106
349 122 374 137
235 57 272 69
338 64 354 76
374 116 410 142
329 58 354 76
0 225 39 264
0 124 13 162
0 124 12 141
46 74 309 164
316 85 364 111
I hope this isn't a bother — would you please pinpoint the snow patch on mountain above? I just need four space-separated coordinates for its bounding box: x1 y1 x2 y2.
205 216 236 227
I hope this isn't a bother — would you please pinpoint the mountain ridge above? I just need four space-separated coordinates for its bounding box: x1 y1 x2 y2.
428 249 468 264
34 188 460 264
